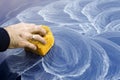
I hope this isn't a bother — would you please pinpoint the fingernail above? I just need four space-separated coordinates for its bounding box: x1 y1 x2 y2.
43 40 47 45
33 46 37 50
43 29 47 35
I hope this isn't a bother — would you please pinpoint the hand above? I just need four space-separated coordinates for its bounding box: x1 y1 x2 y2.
4 23 46 50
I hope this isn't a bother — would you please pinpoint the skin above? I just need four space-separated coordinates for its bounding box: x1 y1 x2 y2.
4 23 46 51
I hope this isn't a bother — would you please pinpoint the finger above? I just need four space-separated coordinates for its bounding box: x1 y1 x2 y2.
32 34 46 44
20 33 33 40
30 26 46 36
20 40 37 50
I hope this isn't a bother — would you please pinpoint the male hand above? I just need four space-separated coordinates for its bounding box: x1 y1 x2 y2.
4 23 46 50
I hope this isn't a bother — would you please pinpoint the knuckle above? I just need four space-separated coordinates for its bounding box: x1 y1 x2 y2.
27 43 31 48
40 27 46 33
39 37 46 44
19 41 26 47
33 35 45 44
36 35 42 40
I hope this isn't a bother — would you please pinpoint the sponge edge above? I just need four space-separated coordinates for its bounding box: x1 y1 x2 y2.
29 25 54 56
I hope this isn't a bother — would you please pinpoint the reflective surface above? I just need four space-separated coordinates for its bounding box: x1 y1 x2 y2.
0 0 120 80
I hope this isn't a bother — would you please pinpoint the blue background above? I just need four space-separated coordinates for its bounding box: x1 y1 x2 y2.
0 0 120 80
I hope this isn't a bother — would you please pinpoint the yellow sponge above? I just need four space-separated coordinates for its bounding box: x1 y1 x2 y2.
29 25 54 56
